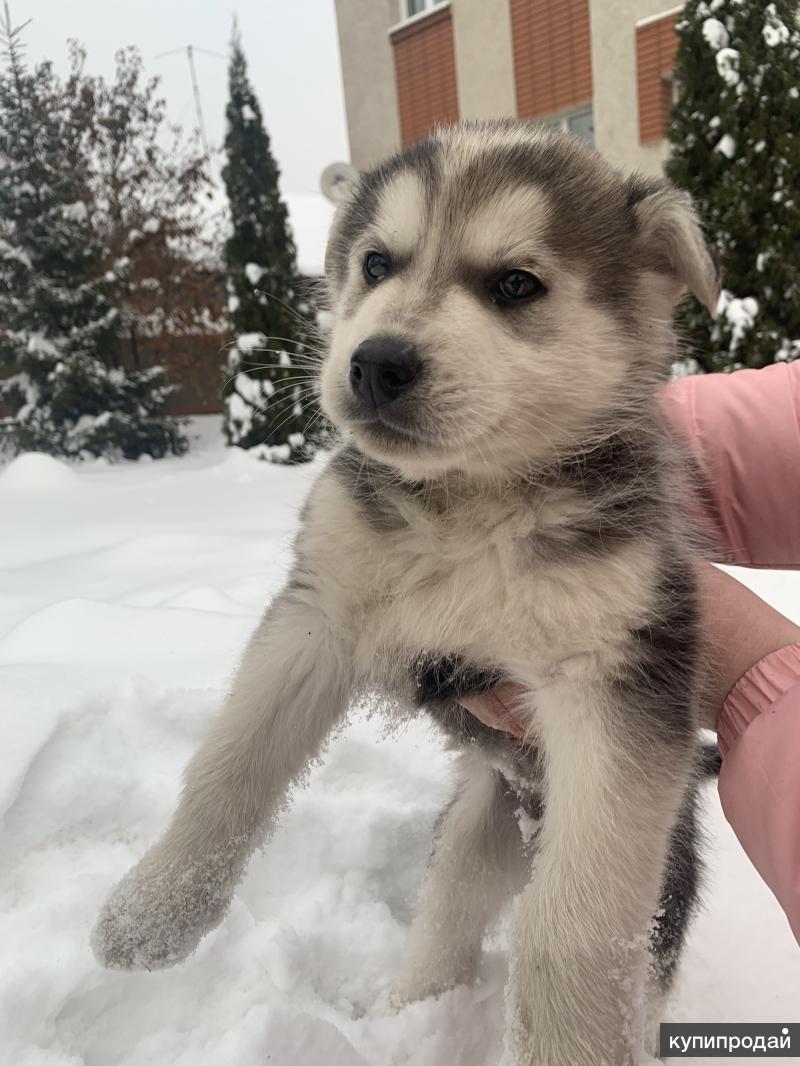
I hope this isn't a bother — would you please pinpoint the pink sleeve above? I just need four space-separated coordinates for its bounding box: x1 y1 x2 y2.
717 643 800 945
662 362 800 569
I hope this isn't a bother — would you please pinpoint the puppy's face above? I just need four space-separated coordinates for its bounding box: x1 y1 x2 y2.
321 123 718 481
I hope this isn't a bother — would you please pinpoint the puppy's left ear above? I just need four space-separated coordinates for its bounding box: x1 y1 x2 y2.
626 177 721 315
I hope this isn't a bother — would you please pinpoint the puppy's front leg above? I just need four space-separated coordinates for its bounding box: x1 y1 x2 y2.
92 586 351 970
508 678 693 1066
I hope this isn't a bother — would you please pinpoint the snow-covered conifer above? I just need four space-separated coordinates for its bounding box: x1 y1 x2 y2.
667 0 800 370
0 10 186 459
221 25 320 460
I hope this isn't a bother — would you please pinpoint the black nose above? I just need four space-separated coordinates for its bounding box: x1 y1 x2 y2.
349 338 421 409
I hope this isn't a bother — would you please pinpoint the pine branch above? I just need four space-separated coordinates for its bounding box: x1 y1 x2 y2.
0 1 32 104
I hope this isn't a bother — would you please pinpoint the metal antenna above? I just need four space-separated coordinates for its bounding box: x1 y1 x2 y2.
156 44 225 160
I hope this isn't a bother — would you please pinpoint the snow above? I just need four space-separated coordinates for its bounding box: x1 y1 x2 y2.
776 339 800 362
236 331 268 353
5 371 40 423
763 4 790 47
0 451 81 490
233 373 275 406
715 48 741 87
225 391 254 434
1 422 799 1066
716 290 759 350
0 237 33 270
26 331 61 357
701 17 729 51
62 202 88 223
142 218 161 234
242 103 257 122
715 133 737 159
245 262 265 286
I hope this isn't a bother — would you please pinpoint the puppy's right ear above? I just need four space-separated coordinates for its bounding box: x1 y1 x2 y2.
626 176 721 315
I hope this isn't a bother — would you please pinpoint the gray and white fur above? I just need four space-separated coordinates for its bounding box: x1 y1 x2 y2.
92 121 721 1066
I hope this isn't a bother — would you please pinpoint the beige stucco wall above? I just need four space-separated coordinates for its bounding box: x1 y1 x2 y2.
333 0 403 171
450 0 517 120
589 0 679 176
335 0 679 177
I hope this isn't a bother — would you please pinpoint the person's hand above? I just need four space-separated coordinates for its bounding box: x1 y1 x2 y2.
460 683 529 740
460 561 800 738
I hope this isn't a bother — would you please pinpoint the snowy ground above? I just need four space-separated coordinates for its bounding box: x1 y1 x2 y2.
1 418 798 1066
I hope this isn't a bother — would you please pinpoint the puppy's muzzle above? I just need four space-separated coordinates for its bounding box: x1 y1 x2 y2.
349 337 421 410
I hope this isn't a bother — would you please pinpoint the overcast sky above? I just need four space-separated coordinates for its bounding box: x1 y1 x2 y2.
21 0 350 196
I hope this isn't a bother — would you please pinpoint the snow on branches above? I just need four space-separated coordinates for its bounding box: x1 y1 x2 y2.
668 0 800 371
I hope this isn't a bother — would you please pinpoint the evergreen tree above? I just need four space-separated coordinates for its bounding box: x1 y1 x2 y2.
667 0 800 371
221 26 319 460
0 8 186 460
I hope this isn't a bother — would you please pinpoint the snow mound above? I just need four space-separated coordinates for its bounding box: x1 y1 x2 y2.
0 452 80 490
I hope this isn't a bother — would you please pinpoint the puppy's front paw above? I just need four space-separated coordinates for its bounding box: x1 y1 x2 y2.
390 956 477 1007
91 850 234 970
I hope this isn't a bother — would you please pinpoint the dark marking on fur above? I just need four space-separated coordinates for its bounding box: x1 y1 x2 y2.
411 652 542 776
499 773 544 826
285 571 315 595
329 445 413 532
529 426 666 560
699 741 722 777
413 653 502 704
613 562 700 745
624 174 662 211
325 138 440 294
452 123 644 324
650 781 702 990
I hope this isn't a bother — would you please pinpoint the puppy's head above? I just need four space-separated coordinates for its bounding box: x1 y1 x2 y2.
321 121 718 481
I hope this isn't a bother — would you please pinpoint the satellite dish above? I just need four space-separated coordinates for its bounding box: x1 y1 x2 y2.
320 161 359 204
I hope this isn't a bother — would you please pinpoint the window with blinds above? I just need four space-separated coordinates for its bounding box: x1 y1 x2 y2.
511 0 593 119
636 11 679 143
392 7 459 147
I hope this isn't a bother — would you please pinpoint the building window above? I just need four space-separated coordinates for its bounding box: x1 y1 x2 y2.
404 0 446 20
565 107 594 144
538 106 595 146
392 6 459 146
636 9 681 143
511 0 593 120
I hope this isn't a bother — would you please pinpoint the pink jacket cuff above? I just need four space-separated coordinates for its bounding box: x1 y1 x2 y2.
717 642 800 945
717 642 800 757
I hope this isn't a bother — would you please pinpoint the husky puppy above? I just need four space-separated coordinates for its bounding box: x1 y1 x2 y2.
93 121 720 1065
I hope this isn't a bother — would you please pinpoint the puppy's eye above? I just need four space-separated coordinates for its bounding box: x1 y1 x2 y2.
364 251 391 284
491 269 545 306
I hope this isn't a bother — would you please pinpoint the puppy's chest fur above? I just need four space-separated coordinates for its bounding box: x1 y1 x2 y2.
298 447 664 701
